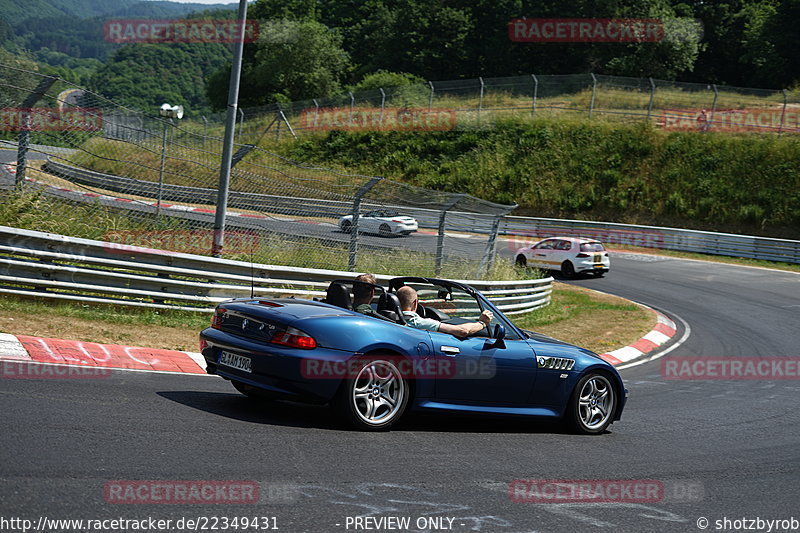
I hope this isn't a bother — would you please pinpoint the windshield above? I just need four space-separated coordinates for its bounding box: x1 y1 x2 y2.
580 242 606 252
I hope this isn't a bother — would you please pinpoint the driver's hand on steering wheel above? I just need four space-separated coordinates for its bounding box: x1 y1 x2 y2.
478 310 493 326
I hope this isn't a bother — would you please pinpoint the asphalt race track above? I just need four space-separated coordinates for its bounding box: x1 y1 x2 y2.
2 150 800 532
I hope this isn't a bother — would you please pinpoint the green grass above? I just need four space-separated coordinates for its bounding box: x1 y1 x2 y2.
0 295 209 330
514 284 639 331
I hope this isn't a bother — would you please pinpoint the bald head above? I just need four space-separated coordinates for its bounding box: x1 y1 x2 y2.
396 286 417 311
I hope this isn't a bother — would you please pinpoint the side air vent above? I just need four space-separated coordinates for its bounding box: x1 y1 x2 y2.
537 356 575 371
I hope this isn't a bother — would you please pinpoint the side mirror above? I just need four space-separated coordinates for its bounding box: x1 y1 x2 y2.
492 324 506 348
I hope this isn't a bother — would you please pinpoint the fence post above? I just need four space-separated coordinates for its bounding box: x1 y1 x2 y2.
708 84 718 131
478 77 485 124
479 215 503 274
275 107 282 140
435 194 465 276
589 73 597 118
156 118 171 218
202 115 208 149
647 77 655 120
348 176 383 271
312 99 319 129
15 75 58 188
531 74 538 116
428 81 434 112
779 89 788 136
237 107 244 143
348 91 355 125
379 88 386 126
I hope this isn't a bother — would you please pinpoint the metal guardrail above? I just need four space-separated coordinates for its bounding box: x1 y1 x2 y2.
42 159 800 265
0 226 553 315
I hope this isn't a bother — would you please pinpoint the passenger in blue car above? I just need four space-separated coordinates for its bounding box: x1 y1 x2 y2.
396 286 493 338
353 273 382 318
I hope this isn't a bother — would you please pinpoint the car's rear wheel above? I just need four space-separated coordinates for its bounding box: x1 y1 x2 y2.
379 223 392 237
231 380 274 401
561 261 575 278
340 221 352 233
516 255 527 267
336 357 409 431
566 373 616 434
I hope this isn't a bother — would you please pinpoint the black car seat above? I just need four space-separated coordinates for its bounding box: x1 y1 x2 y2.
326 282 352 310
377 292 406 325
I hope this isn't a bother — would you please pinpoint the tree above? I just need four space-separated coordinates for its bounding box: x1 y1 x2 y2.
206 19 351 109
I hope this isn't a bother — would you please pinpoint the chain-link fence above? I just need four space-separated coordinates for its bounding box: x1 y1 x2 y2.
203 73 799 141
0 63 517 279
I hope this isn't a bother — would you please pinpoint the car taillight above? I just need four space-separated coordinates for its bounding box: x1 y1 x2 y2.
576 253 590 258
211 308 226 329
392 219 405 223
270 327 317 349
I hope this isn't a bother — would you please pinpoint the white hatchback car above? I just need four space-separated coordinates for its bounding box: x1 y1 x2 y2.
514 237 610 277
339 209 418 237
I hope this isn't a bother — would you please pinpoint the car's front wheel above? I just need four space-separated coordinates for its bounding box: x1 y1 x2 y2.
340 221 352 233
336 357 409 430
516 255 527 267
566 372 617 434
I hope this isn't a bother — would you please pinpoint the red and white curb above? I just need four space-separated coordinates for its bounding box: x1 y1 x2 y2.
598 312 677 366
4 164 16 175
0 332 207 376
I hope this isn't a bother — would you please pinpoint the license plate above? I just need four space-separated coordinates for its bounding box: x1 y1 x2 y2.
594 264 604 268
218 351 252 373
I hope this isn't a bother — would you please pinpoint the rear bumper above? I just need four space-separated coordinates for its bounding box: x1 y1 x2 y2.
200 327 352 403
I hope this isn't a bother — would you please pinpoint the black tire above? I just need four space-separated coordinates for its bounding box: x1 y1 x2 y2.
566 372 617 435
231 380 274 401
561 261 575 278
334 357 409 431
516 255 527 267
340 221 352 233
378 223 392 237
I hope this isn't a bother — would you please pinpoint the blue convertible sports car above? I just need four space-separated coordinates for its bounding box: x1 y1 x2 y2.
199 277 627 433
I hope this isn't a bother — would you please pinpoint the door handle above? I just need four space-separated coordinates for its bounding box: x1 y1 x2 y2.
441 346 460 356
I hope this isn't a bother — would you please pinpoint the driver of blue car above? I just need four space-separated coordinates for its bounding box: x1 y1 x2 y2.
396 286 493 338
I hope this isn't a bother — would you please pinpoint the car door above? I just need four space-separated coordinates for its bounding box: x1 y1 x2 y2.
430 330 537 404
529 239 555 269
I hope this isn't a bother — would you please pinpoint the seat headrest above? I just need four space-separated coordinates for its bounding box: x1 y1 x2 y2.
326 282 352 310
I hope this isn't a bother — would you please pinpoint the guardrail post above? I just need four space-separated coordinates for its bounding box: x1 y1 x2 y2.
428 81 435 112
435 194 465 276
589 73 597 118
15 75 58 188
779 90 788 136
478 77 485 124
348 176 383 271
647 77 655 120
531 74 538 116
